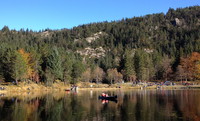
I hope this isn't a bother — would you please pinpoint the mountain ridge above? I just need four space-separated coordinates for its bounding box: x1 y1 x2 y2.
0 6 200 83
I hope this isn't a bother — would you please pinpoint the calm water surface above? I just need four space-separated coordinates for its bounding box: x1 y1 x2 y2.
0 89 200 121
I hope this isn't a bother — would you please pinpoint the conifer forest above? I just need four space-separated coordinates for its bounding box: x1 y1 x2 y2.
0 6 200 85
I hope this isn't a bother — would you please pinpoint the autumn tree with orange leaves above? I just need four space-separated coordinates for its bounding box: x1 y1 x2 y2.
192 52 200 80
18 49 33 79
179 52 200 81
16 49 40 83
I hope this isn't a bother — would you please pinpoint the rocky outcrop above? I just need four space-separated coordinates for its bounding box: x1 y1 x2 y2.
144 48 154 53
85 32 106 43
173 18 186 27
41 31 51 37
76 47 106 58
74 31 106 43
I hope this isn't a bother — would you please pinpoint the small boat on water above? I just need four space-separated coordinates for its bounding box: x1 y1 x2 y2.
98 95 117 100
98 93 118 103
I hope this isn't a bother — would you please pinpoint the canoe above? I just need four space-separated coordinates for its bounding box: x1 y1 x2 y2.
98 95 117 100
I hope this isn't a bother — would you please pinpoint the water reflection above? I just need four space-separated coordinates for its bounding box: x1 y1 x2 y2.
0 90 200 121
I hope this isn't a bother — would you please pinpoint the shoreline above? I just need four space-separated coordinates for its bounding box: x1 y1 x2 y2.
0 84 200 101
0 83 200 100
1 82 200 96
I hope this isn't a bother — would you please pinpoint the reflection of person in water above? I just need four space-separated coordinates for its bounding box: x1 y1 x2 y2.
102 100 109 104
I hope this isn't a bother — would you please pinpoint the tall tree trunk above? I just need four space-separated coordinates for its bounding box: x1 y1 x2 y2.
15 78 18 85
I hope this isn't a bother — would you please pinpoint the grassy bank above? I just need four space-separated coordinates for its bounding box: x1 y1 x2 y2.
0 81 70 93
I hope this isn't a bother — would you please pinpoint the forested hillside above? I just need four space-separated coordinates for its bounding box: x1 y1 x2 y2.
0 6 200 85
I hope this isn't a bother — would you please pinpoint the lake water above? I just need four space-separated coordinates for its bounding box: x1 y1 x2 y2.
0 89 200 121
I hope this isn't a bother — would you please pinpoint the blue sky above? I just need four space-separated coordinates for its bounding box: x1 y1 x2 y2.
0 0 199 31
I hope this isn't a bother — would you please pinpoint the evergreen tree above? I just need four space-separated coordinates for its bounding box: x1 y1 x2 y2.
71 60 85 84
123 49 136 82
134 50 146 81
62 52 74 84
1 49 15 82
46 47 63 81
12 51 28 84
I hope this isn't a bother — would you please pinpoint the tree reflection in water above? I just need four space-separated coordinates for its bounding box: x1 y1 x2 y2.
0 90 200 121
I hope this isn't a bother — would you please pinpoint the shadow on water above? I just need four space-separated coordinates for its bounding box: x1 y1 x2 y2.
0 90 200 121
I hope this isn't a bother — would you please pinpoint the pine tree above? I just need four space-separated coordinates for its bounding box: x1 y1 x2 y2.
123 49 136 82
12 51 28 84
62 53 74 84
1 49 15 82
46 47 63 81
71 60 85 84
134 50 146 81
